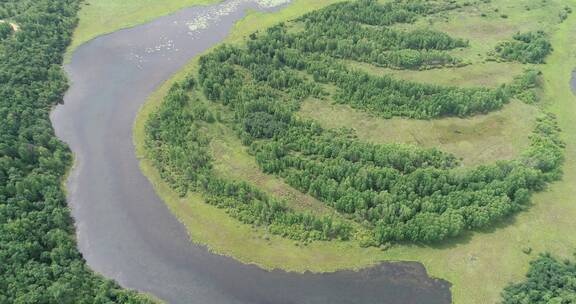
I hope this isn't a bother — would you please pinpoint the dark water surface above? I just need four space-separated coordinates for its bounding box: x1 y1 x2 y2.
571 70 576 94
51 1 452 303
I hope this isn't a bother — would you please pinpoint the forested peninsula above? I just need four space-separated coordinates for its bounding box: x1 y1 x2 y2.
142 1 575 302
145 0 563 246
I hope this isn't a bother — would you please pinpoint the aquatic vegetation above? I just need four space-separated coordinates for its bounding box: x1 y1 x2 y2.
185 0 291 33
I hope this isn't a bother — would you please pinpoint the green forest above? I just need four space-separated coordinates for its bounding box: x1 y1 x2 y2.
146 0 564 247
0 0 152 302
0 22 12 40
2 0 573 303
494 31 553 64
502 253 576 304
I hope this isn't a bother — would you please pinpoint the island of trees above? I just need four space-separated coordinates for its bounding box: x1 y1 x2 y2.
494 31 553 64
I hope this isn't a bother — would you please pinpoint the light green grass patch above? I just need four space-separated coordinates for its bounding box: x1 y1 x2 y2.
347 60 525 88
299 99 538 166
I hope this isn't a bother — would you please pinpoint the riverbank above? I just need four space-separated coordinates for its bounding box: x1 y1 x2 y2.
61 1 454 302
65 0 221 60
134 0 365 272
134 1 576 303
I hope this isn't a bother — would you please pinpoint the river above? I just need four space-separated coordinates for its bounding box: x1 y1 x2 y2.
51 1 452 303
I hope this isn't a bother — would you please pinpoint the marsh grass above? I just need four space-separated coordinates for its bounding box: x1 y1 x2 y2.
299 99 538 166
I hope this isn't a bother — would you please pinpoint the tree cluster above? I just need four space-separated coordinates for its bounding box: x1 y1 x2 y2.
145 83 353 242
502 253 576 304
0 22 13 40
559 6 573 22
0 0 153 302
495 31 552 64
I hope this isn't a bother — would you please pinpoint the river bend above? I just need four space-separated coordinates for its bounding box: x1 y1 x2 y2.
51 1 452 303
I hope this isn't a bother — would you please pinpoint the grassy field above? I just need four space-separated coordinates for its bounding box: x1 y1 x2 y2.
399 0 566 64
130 1 576 304
347 60 526 88
299 99 538 166
66 0 219 59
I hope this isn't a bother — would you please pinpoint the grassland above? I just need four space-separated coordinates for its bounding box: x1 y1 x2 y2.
299 99 538 166
347 60 526 88
130 0 576 303
66 0 219 59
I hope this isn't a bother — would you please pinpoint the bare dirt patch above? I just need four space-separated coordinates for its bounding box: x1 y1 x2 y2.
0 20 20 32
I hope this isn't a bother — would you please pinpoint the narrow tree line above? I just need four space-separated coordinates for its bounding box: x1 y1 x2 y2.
298 0 462 27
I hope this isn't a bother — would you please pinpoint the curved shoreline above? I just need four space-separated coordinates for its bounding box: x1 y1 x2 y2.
53 1 451 303
65 0 223 60
133 1 576 303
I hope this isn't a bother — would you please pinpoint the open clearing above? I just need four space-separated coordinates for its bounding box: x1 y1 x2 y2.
0 20 19 32
299 99 538 166
133 0 576 303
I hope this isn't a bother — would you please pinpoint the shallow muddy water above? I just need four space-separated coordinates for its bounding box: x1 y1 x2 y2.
51 1 452 303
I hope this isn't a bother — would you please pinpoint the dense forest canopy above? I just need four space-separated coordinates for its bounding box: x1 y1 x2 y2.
290 6 469 70
0 0 152 302
0 22 13 40
502 253 576 304
145 0 564 246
